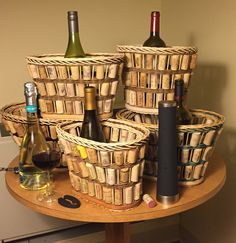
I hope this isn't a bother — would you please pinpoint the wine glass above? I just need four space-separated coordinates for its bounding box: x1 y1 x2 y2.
32 142 61 203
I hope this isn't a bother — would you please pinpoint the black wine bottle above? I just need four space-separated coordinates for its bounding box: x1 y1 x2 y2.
64 11 85 58
80 87 106 142
174 79 192 125
157 100 179 205
143 11 166 47
19 82 48 190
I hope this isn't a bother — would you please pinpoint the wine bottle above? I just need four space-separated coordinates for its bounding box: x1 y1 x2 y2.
64 11 85 58
143 11 166 47
80 87 106 142
19 82 48 190
174 79 193 125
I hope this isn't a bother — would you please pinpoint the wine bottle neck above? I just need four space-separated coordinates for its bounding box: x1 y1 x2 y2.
68 19 79 34
84 87 97 111
150 11 160 36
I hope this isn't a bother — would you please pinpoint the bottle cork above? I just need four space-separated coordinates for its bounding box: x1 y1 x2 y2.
101 82 110 96
137 91 144 107
139 73 147 88
99 151 111 166
114 187 123 205
146 92 153 108
158 55 167 70
190 54 198 69
192 148 202 163
83 66 91 80
110 127 120 142
88 181 95 197
113 151 124 166
181 55 190 70
124 186 133 205
67 83 76 97
190 132 201 146
57 83 66 97
55 100 64 113
86 148 98 164
120 168 129 183
96 65 104 79
102 126 111 141
95 166 106 183
129 90 137 106
80 178 88 194
86 163 97 180
150 74 158 89
28 64 39 79
134 182 142 201
131 71 138 87
170 55 179 71
110 80 118 95
65 100 74 114
104 99 112 113
95 183 103 200
119 129 128 142
74 100 83 115
36 82 47 96
108 64 117 79
75 83 85 97
184 165 193 180
47 66 57 79
131 164 140 182
134 53 142 68
103 186 112 204
125 53 133 68
146 54 153 70
143 194 157 208
203 130 215 146
193 164 203 179
127 148 137 164
70 66 79 80
57 66 68 79
106 168 116 185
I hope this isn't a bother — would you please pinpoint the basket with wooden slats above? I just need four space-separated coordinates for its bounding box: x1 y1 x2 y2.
117 45 198 114
116 109 225 186
56 118 150 210
26 53 124 120
0 102 70 166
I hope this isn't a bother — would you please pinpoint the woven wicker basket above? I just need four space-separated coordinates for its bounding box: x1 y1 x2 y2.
26 53 124 120
0 102 71 166
56 118 150 210
117 45 198 114
116 109 225 186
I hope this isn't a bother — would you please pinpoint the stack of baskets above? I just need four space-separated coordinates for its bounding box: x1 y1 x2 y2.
116 45 225 186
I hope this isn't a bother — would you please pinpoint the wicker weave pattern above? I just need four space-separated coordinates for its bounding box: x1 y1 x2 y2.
56 119 150 210
117 45 198 114
26 53 124 120
116 109 225 186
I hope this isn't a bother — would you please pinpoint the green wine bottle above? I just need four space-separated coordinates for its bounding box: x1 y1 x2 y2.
64 11 85 58
174 79 193 125
80 87 106 142
19 82 48 190
143 11 166 47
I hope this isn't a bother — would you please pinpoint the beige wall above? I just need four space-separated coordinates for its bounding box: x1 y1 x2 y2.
162 1 236 242
0 0 162 108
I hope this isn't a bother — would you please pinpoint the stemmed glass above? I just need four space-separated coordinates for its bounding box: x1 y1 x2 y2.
32 142 61 203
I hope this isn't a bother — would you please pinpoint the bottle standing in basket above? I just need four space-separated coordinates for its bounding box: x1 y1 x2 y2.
19 82 48 190
174 79 193 125
80 86 106 142
64 11 85 58
143 11 166 47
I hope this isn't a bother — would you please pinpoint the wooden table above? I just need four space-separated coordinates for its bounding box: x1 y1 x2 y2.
5 153 226 243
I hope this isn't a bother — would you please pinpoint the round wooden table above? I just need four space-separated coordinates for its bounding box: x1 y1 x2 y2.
6 153 226 243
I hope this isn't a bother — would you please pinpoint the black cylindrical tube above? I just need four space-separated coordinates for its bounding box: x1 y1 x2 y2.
157 100 179 205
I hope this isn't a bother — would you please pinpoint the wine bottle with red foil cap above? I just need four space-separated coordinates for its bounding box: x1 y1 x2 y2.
174 79 193 125
143 11 166 47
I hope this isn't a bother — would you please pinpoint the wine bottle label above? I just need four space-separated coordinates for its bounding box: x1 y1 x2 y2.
181 55 190 70
99 151 110 166
162 74 170 89
108 64 117 79
96 65 104 79
158 55 167 70
55 100 64 113
70 66 79 80
103 186 112 204
134 182 142 201
150 74 158 89
101 82 110 96
193 164 203 179
120 168 129 183
113 151 124 166
67 83 75 97
46 66 57 79
190 54 198 69
110 127 119 142
110 80 118 95
106 168 116 185
203 130 215 145
146 93 153 108
114 188 123 205
124 186 133 204
134 53 142 68
95 166 106 183
57 66 68 79
86 163 97 180
57 83 66 96
86 148 98 164
88 181 95 197
131 164 140 182
139 73 147 88
95 183 103 199
82 66 90 80
45 100 54 113
127 148 137 164
146 54 153 69
131 71 138 87
170 55 179 71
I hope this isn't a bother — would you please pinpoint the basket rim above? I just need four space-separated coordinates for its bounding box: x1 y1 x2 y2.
117 45 198 55
116 108 225 132
56 118 150 151
26 53 124 65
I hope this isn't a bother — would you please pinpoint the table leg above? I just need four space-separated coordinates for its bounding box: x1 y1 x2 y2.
105 222 130 243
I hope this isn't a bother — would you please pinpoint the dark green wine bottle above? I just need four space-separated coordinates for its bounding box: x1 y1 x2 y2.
143 11 166 47
174 79 193 125
80 87 106 142
64 11 85 58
